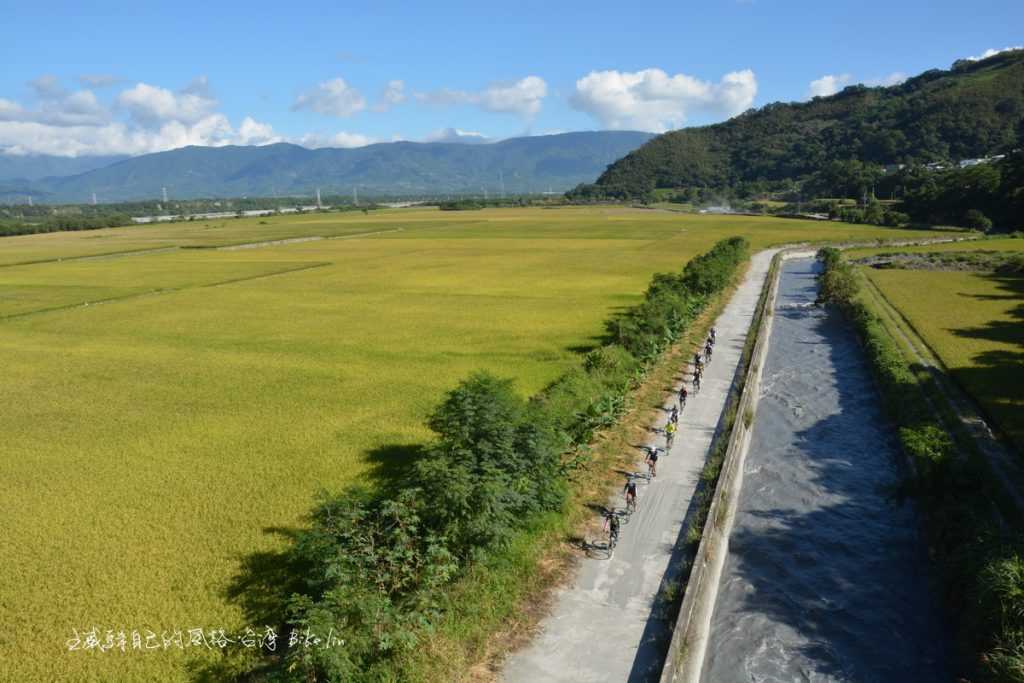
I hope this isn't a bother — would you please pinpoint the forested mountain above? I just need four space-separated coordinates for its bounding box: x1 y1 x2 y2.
0 154 129 182
5 131 652 203
574 50 1024 199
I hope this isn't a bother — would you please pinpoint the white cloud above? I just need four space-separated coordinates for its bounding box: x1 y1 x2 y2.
479 76 547 117
0 116 232 157
863 72 907 87
808 74 852 98
570 68 756 132
3 79 110 128
237 116 282 145
295 131 375 148
374 80 406 111
180 75 213 98
0 98 26 121
118 82 217 125
808 71 907 99
0 73 387 156
423 127 492 144
292 78 367 117
416 76 548 119
0 75 284 157
29 74 66 99
967 46 1023 61
79 74 121 89
41 90 109 126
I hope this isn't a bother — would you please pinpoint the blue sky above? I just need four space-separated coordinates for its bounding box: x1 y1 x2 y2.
0 0 1021 156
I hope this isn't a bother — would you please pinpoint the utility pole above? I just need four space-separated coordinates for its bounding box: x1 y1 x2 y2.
353 186 359 206
316 187 322 209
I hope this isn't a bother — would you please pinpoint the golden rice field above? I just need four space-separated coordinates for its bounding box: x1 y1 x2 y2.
851 238 1024 454
0 207 955 681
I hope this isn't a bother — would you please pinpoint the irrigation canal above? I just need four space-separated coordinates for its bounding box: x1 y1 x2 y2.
700 257 950 681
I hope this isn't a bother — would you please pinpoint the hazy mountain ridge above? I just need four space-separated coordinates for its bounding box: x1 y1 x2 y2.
0 154 129 182
6 131 653 203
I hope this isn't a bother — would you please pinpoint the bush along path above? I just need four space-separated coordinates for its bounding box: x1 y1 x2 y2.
818 248 1024 682
214 238 751 682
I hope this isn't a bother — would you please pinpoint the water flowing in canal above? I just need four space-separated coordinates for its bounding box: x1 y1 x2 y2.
701 257 950 682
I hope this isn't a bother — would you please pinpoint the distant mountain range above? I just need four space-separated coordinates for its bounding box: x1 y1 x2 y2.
0 131 653 203
0 154 129 182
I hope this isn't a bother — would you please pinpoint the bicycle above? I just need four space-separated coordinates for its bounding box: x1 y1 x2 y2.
603 512 620 554
693 374 701 393
623 477 638 515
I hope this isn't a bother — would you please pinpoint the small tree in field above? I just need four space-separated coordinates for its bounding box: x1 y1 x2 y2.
413 372 565 556
963 209 993 231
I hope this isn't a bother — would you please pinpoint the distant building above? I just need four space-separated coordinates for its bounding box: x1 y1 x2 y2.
957 154 1006 169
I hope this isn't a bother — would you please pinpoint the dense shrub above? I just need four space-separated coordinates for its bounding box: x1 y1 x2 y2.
816 248 860 306
0 212 132 237
606 237 749 363
964 209 994 231
286 490 457 681
682 236 749 295
414 373 567 556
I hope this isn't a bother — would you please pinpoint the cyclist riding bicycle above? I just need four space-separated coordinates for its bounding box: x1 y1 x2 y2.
710 327 717 344
623 478 638 512
704 341 713 362
645 447 661 477
678 385 688 408
604 510 620 548
665 420 677 448
693 372 702 393
693 352 703 369
669 404 679 425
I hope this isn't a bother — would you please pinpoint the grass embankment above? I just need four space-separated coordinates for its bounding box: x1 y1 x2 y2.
0 207 958 681
819 248 1024 682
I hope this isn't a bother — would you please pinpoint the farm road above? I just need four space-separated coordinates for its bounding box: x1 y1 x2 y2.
500 249 779 683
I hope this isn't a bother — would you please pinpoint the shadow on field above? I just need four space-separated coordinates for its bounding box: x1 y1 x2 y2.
566 303 635 354
189 442 428 681
949 273 1024 451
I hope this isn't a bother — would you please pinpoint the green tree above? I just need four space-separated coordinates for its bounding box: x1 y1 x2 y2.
964 208 993 231
414 372 565 556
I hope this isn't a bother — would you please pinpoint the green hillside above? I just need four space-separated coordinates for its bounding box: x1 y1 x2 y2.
574 50 1024 199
